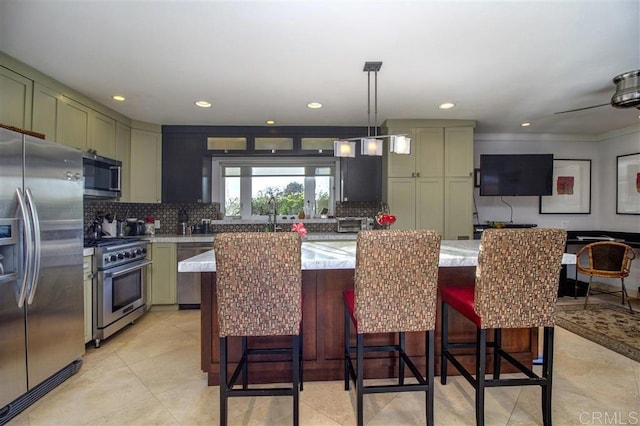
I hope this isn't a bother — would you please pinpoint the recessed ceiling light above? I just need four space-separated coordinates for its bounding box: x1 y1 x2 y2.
307 102 323 109
112 95 125 101
195 101 211 108
265 120 276 125
521 122 531 127
438 102 455 110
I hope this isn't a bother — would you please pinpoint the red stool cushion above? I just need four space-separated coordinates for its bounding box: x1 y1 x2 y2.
440 286 481 328
343 290 358 331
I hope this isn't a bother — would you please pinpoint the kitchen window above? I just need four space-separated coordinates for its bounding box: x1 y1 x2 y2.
212 158 339 219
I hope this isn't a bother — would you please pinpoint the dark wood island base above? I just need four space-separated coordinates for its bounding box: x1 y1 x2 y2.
200 267 538 386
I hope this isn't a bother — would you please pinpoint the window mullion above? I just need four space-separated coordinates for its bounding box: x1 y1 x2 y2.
304 175 315 216
240 167 252 217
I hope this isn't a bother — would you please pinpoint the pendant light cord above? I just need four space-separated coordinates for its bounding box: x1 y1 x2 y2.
366 69 379 138
374 70 378 137
367 71 371 137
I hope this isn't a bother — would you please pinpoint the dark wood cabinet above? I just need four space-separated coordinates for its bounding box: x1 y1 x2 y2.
341 155 382 202
161 125 384 204
162 133 209 203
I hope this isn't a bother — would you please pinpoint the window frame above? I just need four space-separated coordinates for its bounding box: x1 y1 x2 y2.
212 157 340 219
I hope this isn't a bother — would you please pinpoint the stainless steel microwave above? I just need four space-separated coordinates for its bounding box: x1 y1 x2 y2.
83 153 121 199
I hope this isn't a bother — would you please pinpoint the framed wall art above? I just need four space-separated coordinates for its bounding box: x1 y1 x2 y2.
539 159 591 214
616 153 640 215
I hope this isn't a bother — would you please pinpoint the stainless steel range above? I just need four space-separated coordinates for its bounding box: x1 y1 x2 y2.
90 238 152 347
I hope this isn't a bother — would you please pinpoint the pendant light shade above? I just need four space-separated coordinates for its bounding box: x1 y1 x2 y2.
390 135 411 155
361 138 383 156
334 140 356 157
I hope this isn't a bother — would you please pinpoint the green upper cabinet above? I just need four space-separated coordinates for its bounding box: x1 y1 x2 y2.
32 83 62 142
0 66 33 130
130 126 162 203
444 127 474 178
57 96 91 151
55 95 116 157
91 111 116 158
383 127 416 178
415 128 445 178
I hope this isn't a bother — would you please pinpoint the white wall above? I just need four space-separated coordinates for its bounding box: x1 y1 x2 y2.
596 130 640 232
473 136 602 229
474 128 640 295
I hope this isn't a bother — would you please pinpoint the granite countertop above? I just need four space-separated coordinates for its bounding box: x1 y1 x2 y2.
179 240 578 273
82 233 357 256
147 232 358 243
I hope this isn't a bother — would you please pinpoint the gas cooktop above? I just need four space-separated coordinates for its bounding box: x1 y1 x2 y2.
84 237 142 248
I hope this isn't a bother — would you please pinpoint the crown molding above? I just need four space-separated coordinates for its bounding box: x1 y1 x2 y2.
476 124 640 143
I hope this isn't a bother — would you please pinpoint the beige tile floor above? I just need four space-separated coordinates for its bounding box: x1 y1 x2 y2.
9 295 640 426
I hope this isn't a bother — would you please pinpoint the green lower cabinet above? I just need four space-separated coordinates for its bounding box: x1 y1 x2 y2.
150 243 177 305
83 255 93 344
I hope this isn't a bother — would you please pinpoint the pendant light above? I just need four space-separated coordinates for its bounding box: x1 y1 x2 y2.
334 61 410 157
333 140 356 157
361 62 384 156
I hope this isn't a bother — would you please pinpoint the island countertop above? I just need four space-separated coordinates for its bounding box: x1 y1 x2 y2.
178 239 576 272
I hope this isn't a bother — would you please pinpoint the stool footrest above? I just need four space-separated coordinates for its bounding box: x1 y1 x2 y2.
224 387 295 397
359 382 432 394
345 334 432 390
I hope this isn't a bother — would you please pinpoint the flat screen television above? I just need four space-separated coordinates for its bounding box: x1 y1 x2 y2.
479 154 553 196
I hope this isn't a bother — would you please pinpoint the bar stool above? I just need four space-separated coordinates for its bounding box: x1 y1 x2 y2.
343 230 442 426
214 232 302 426
440 228 567 426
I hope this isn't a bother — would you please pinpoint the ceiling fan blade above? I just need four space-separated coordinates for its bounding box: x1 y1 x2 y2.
554 103 610 114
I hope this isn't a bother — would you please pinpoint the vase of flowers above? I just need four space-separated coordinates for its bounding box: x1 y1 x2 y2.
291 222 307 238
375 212 396 229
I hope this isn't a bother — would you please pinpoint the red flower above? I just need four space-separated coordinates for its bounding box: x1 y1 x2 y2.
376 213 396 226
291 223 307 237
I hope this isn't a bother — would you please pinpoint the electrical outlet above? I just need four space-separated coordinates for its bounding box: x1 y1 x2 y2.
560 220 569 229
154 220 160 229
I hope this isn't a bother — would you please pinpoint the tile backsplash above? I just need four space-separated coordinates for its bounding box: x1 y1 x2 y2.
84 200 382 235
84 201 219 235
335 201 384 218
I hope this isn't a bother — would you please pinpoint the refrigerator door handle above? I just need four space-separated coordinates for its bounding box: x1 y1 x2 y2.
25 189 42 305
15 188 34 308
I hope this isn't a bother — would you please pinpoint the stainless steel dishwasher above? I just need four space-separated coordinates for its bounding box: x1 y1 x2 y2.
177 243 212 308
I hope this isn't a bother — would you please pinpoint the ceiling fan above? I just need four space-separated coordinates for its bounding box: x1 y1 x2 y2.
554 69 640 114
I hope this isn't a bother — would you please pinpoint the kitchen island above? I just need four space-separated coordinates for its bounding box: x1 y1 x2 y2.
179 239 576 385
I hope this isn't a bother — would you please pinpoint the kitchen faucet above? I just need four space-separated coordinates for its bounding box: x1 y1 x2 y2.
268 195 280 232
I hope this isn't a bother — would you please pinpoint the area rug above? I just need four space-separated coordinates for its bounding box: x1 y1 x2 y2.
555 303 640 362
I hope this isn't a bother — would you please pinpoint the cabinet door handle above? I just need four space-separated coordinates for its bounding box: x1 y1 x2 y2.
411 172 416 177
416 172 421 177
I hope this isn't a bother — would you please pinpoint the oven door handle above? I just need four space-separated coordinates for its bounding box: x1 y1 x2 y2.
105 260 153 278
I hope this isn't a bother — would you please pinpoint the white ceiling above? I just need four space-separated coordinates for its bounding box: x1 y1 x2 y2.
1 0 639 138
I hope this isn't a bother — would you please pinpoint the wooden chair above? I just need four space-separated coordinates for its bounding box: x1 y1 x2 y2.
343 230 441 426
576 241 636 313
440 228 567 426
214 232 303 426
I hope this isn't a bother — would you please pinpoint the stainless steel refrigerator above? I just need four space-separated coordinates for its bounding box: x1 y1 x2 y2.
0 127 84 424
